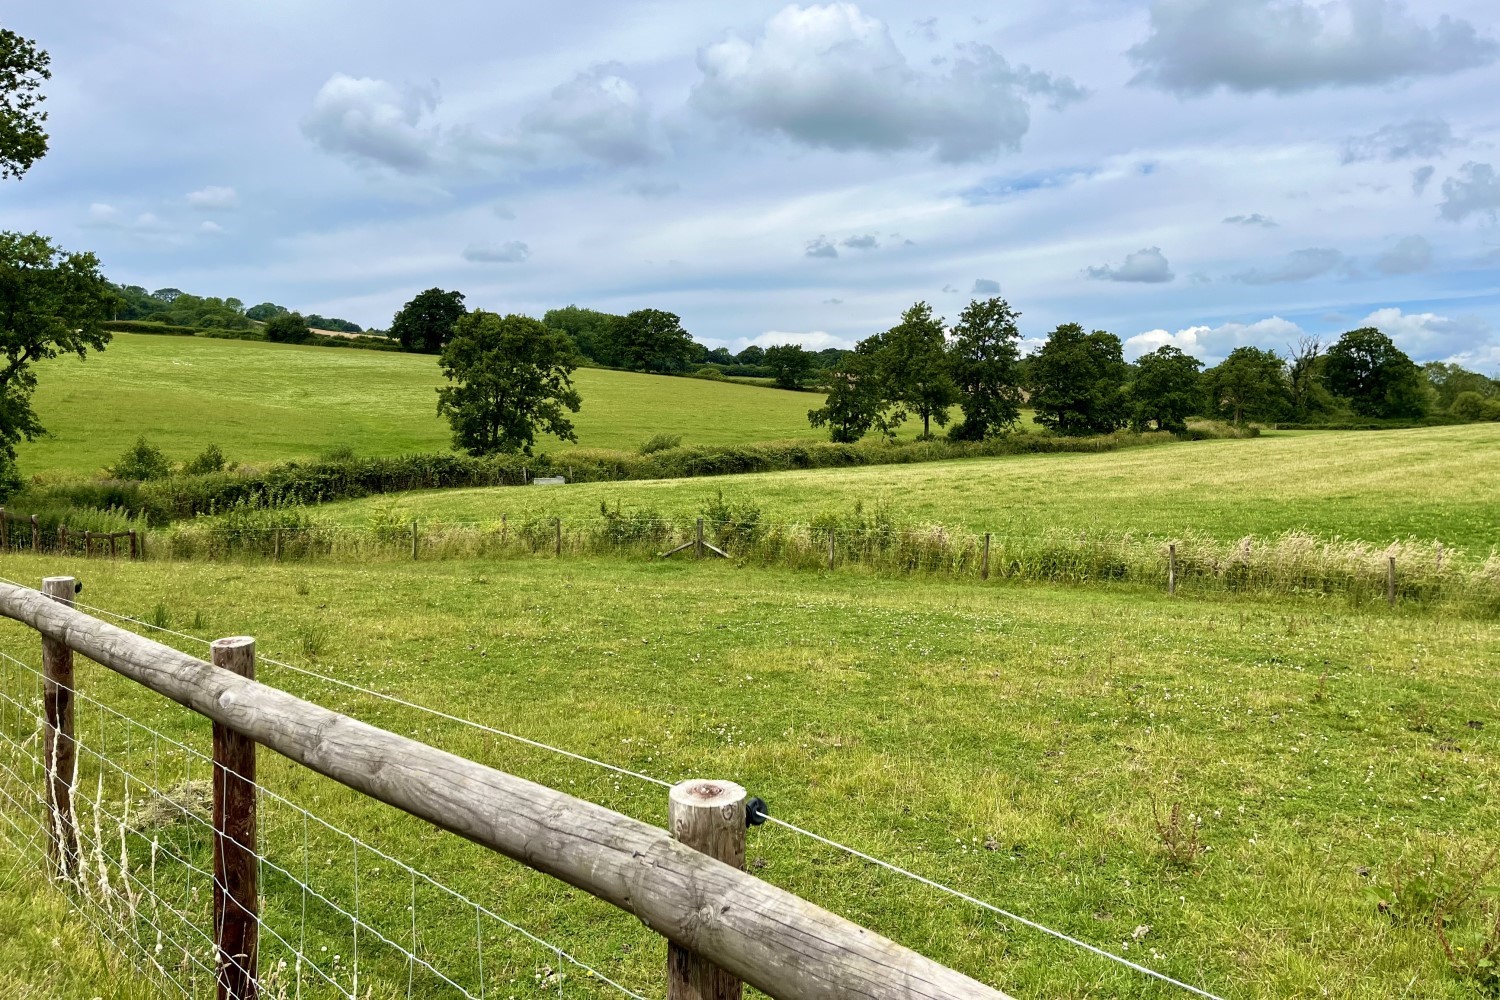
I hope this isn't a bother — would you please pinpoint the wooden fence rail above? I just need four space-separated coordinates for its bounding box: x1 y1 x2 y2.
0 577 1011 1000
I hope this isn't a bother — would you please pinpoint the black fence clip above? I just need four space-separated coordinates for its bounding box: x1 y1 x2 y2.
746 796 769 827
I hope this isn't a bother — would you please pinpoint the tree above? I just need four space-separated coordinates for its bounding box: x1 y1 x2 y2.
1287 336 1336 420
764 343 815 389
1203 346 1289 425
946 296 1024 440
392 288 466 354
108 437 172 480
613 308 695 373
1127 345 1203 432
263 311 311 343
0 29 50 180
1423 361 1497 411
1028 323 1128 435
542 305 622 364
807 343 901 443
245 302 287 322
436 311 583 455
736 345 765 366
877 301 956 439
0 232 113 496
1324 327 1428 418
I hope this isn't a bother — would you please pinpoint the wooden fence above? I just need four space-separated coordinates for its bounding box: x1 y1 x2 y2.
0 507 140 559
0 576 1011 1000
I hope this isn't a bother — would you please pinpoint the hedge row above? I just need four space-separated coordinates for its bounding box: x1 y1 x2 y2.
25 426 1254 525
101 321 402 352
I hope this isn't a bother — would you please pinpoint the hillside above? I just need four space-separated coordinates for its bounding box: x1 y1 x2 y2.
15 333 848 477
317 423 1500 550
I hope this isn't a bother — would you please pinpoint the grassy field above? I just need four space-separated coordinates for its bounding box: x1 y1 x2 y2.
312 423 1500 552
1 555 1497 998
16 334 876 477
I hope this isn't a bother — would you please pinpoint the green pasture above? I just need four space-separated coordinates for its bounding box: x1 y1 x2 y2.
16 334 919 477
316 423 1500 552
0 555 1497 999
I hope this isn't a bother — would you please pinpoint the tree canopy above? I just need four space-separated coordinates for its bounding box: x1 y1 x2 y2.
764 343 815 389
1127 345 1202 433
392 288 467 354
436 311 583 456
0 232 113 495
612 308 695 373
1203 346 1289 425
0 28 50 180
807 342 900 443
1028 323 1128 435
946 296 1024 440
876 302 956 439
1324 327 1429 418
263 311 312 343
542 305 620 364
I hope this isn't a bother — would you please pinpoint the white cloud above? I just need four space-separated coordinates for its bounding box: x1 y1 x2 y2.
1124 316 1304 362
1438 162 1500 222
83 203 168 233
1086 246 1174 283
841 233 879 249
691 2 1082 162
199 220 225 235
86 202 120 225
734 329 854 351
1373 235 1432 275
971 278 1001 294
185 185 238 210
1129 0 1499 95
462 241 530 263
522 63 658 165
302 74 440 173
1358 306 1496 361
1231 248 1347 284
1340 118 1459 164
1412 165 1436 195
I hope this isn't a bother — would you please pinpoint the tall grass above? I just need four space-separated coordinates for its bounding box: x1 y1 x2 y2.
151 503 1500 615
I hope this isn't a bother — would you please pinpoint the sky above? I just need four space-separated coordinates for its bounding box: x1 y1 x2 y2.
5 0 1499 366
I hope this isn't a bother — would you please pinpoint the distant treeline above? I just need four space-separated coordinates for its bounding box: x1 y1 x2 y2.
111 284 366 335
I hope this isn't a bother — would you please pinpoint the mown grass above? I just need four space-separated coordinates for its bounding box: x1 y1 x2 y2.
314 423 1500 551
17 334 995 478
0 554 1497 998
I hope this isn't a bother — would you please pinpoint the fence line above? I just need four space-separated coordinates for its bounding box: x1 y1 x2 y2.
5 583 1229 999
0 506 140 560
0 577 1014 1000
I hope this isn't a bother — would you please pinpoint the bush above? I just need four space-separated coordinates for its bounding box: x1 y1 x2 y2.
102 320 197 336
639 433 683 454
691 367 727 381
264 312 312 344
183 443 229 475
108 437 172 481
1451 391 1486 421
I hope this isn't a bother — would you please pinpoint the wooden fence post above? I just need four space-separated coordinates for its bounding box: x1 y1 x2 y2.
272 528 280 562
211 636 258 1000
127 529 137 560
827 529 835 571
981 533 991 581
1387 556 1396 608
31 514 40 553
83 530 91 559
554 518 562 557
500 514 508 546
0 509 8 550
109 534 118 559
41 576 79 882
696 517 705 560
667 780 746 1000
410 520 418 560
1168 543 1177 597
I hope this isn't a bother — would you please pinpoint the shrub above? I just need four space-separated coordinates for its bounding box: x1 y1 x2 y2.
638 433 683 454
1451 391 1486 421
264 312 312 344
108 437 172 481
183 443 229 475
691 367 727 381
